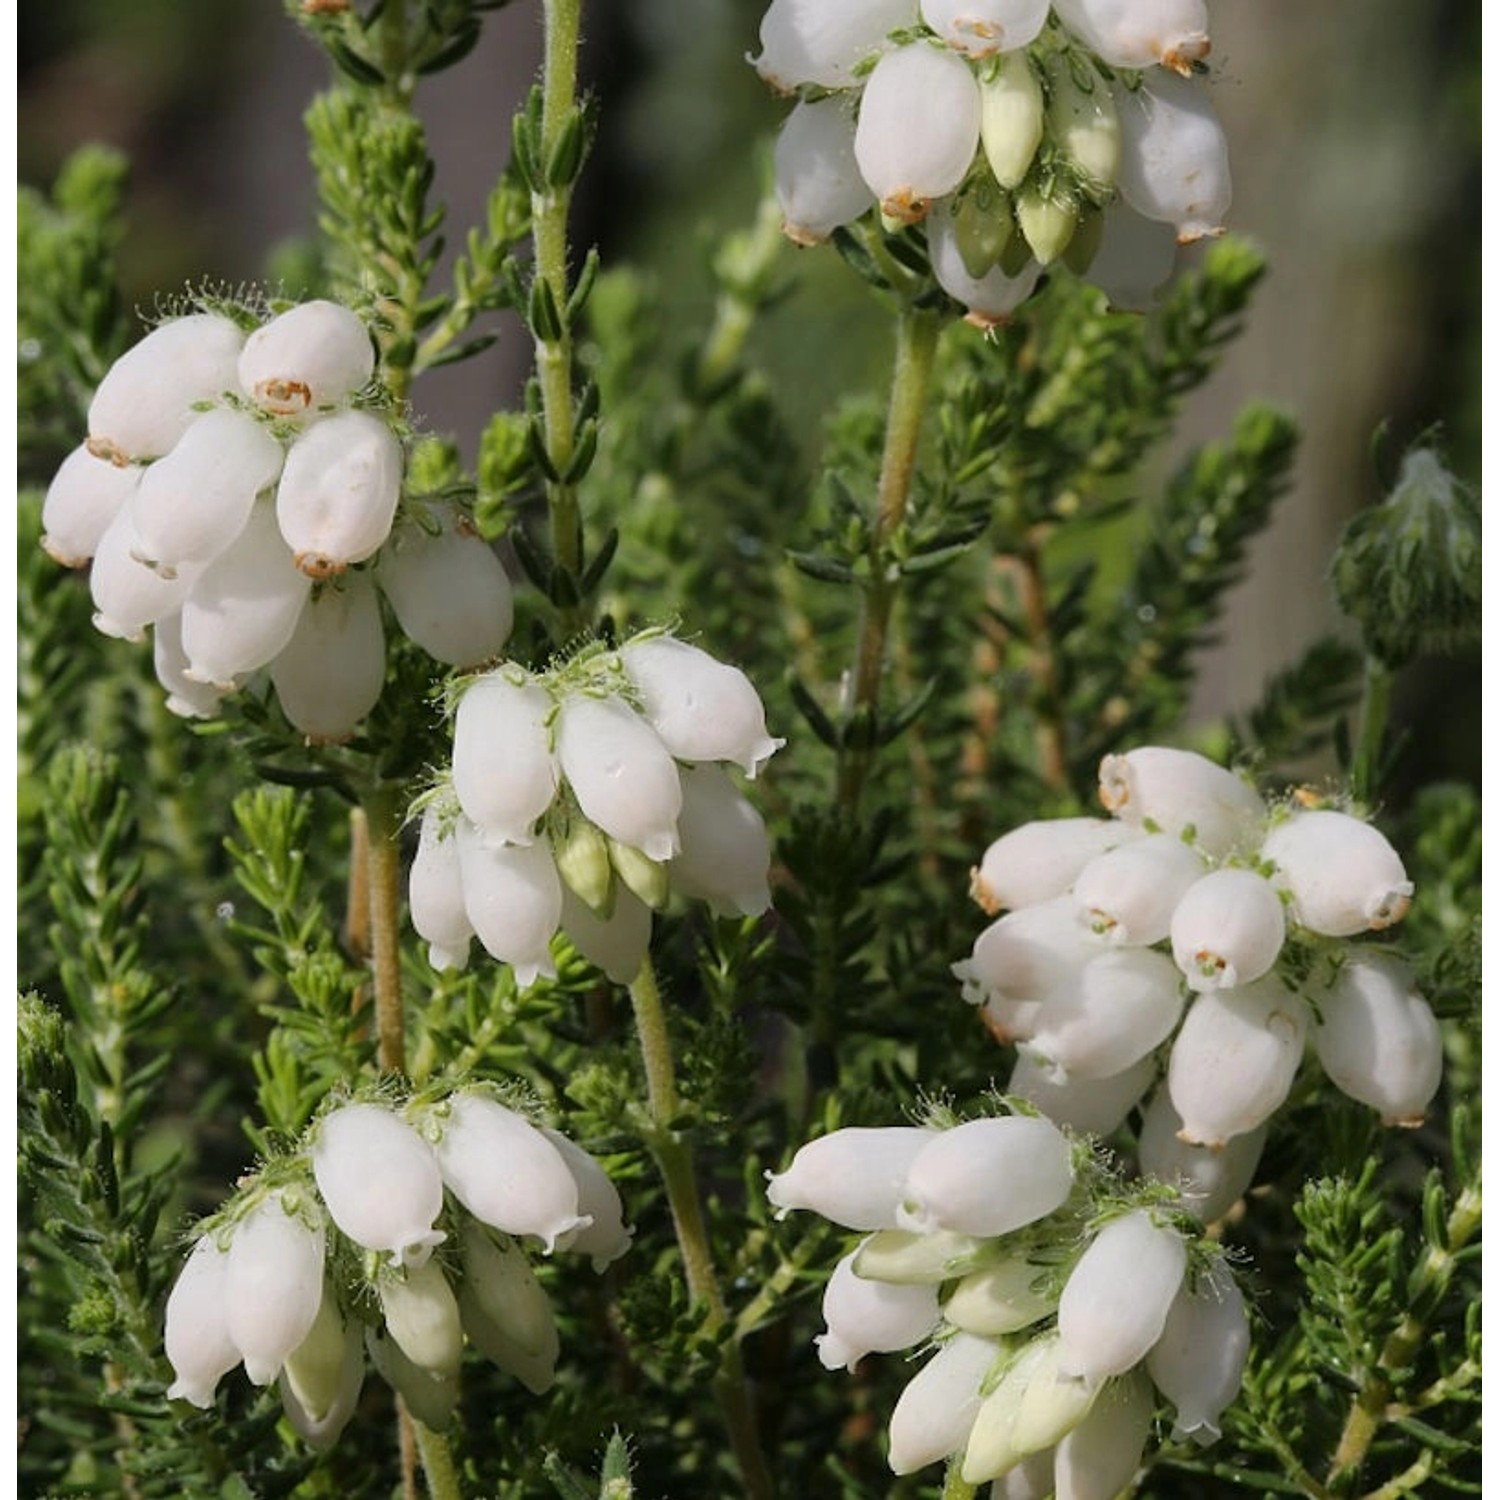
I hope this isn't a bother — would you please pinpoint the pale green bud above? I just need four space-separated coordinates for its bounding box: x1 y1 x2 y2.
1016 187 1078 266
853 1227 997 1285
952 177 1014 279
609 837 671 910
943 1256 1056 1336
555 817 615 915
281 1280 350 1425
980 55 1045 190
1046 61 1120 197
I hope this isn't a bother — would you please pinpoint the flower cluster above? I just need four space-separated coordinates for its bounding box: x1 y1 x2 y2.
756 0 1231 322
164 1091 630 1445
41 301 514 740
957 746 1440 1212
411 630 783 989
767 1111 1248 1488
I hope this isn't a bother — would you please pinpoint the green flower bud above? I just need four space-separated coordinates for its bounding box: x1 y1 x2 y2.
1046 59 1121 198
852 1227 999 1285
980 55 1045 190
555 817 615 915
1331 442 1480 667
1016 186 1078 265
943 1256 1057 1336
609 837 670 910
953 176 1014 279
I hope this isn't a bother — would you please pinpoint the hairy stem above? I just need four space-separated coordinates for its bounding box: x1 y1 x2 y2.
414 1418 464 1500
1004 538 1068 793
836 305 940 811
1351 656 1393 806
941 1459 978 1500
362 785 407 1076
535 0 585 620
628 957 775 1499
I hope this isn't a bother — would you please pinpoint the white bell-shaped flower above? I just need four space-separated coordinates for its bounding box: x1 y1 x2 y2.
1053 1368 1155 1500
557 694 682 862
409 805 474 972
898 1115 1073 1238
130 407 284 575
929 200 1042 327
1309 952 1442 1126
1170 868 1286 992
311 1102 446 1268
943 1255 1056 1337
1021 947 1184 1083
426 1092 588 1252
888 1331 1001 1474
953 895 1100 1008
41 444 142 567
164 1234 239 1407
1072 832 1205 945
920 0 1048 58
1098 746 1264 858
752 0 916 91
225 1190 327 1386
275 409 403 578
269 570 386 742
620 636 783 776
966 1333 1100 1482
456 826 563 988
1053 0 1210 74
1262 810 1413 936
774 97 873 246
179 500 311 688
980 52 1045 189
971 817 1133 916
816 1249 941 1372
540 1128 634 1270
89 503 202 641
855 43 982 224
238 299 374 417
1137 1089 1266 1221
153 613 230 721
366 1325 460 1428
1145 1258 1249 1443
1046 59 1120 193
670 763 773 918
1114 72 1231 243
86 313 244 463
452 670 559 847
560 885 651 986
378 1259 463 1379
460 1219 559 1362
1085 202 1179 311
767 1126 935 1230
1056 1209 1186 1382
280 1299 364 1452
1168 976 1308 1147
1006 1051 1157 1137
378 505 513 668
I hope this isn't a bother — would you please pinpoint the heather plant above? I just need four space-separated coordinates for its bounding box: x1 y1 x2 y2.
17 3 1479 1499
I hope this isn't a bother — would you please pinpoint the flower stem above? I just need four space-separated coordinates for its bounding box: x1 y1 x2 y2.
941 1458 978 1500
535 0 586 627
836 305 940 812
627 956 775 1499
361 784 407 1076
1351 655 1393 806
414 1418 464 1500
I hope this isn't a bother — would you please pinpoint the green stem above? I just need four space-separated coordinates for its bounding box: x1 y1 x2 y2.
361 785 407 1076
941 1458 978 1500
1351 656 1393 805
627 957 775 1499
835 305 940 812
414 1419 464 1500
535 0 585 622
